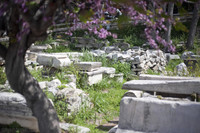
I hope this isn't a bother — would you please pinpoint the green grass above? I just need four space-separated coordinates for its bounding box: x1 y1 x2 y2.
165 59 183 73
29 68 53 82
55 79 126 133
42 78 127 133
80 50 132 80
44 45 75 53
0 67 6 85
145 69 160 75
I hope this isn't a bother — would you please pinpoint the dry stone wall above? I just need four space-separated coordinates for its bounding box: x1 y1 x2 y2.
91 46 167 75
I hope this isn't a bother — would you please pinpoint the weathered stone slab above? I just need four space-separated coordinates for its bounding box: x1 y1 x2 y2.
26 52 38 61
139 74 200 80
81 69 104 85
74 62 102 72
115 97 200 133
122 80 200 95
60 123 90 133
0 114 38 132
0 57 5 65
100 67 116 78
114 73 124 83
0 92 39 132
29 45 50 52
37 53 71 68
165 53 180 62
56 84 90 113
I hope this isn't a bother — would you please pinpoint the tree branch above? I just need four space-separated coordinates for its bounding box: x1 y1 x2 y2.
0 42 7 59
22 0 64 36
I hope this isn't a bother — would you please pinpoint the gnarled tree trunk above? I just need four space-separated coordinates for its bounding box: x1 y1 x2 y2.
0 1 64 132
5 37 61 133
186 2 200 50
165 2 174 45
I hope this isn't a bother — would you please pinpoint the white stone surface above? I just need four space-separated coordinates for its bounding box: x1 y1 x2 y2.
79 69 104 85
26 52 38 61
176 63 189 76
116 97 200 133
57 86 90 113
165 53 180 62
100 67 116 78
46 79 61 88
114 73 124 83
29 45 50 52
74 62 102 72
60 123 90 133
123 90 142 98
0 92 39 132
65 74 76 83
37 53 71 68
122 80 200 95
39 81 47 89
139 74 200 80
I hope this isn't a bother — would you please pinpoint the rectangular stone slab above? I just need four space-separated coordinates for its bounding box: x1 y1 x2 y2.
37 53 71 68
74 62 102 72
122 80 200 95
139 74 200 80
81 69 104 85
116 97 200 133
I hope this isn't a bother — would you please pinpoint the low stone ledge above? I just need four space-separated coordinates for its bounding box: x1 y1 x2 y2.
74 62 102 72
115 97 200 133
37 53 71 68
139 74 200 80
122 80 200 95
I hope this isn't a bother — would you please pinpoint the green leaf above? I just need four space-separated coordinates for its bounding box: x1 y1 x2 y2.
179 7 188 16
174 22 189 32
117 15 129 25
79 9 94 23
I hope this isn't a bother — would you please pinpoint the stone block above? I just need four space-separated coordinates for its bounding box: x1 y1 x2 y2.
57 86 90 113
0 57 5 65
65 74 76 83
115 97 200 133
29 45 49 52
74 62 102 72
37 53 71 68
60 123 90 133
122 80 200 95
165 53 180 62
39 81 47 89
81 69 104 85
26 52 38 61
100 67 116 78
139 74 200 80
114 73 124 83
0 92 39 132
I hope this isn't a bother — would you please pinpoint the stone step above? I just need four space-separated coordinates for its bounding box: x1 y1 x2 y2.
114 97 200 133
122 80 200 95
74 62 102 72
81 69 104 85
139 74 200 80
36 53 71 68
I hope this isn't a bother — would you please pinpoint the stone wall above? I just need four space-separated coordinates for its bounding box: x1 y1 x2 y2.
91 46 167 75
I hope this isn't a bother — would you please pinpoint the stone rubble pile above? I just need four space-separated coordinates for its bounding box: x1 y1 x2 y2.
38 79 91 114
91 46 167 75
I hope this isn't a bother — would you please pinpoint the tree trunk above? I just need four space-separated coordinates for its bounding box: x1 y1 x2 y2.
186 2 200 50
165 3 174 44
5 35 61 133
